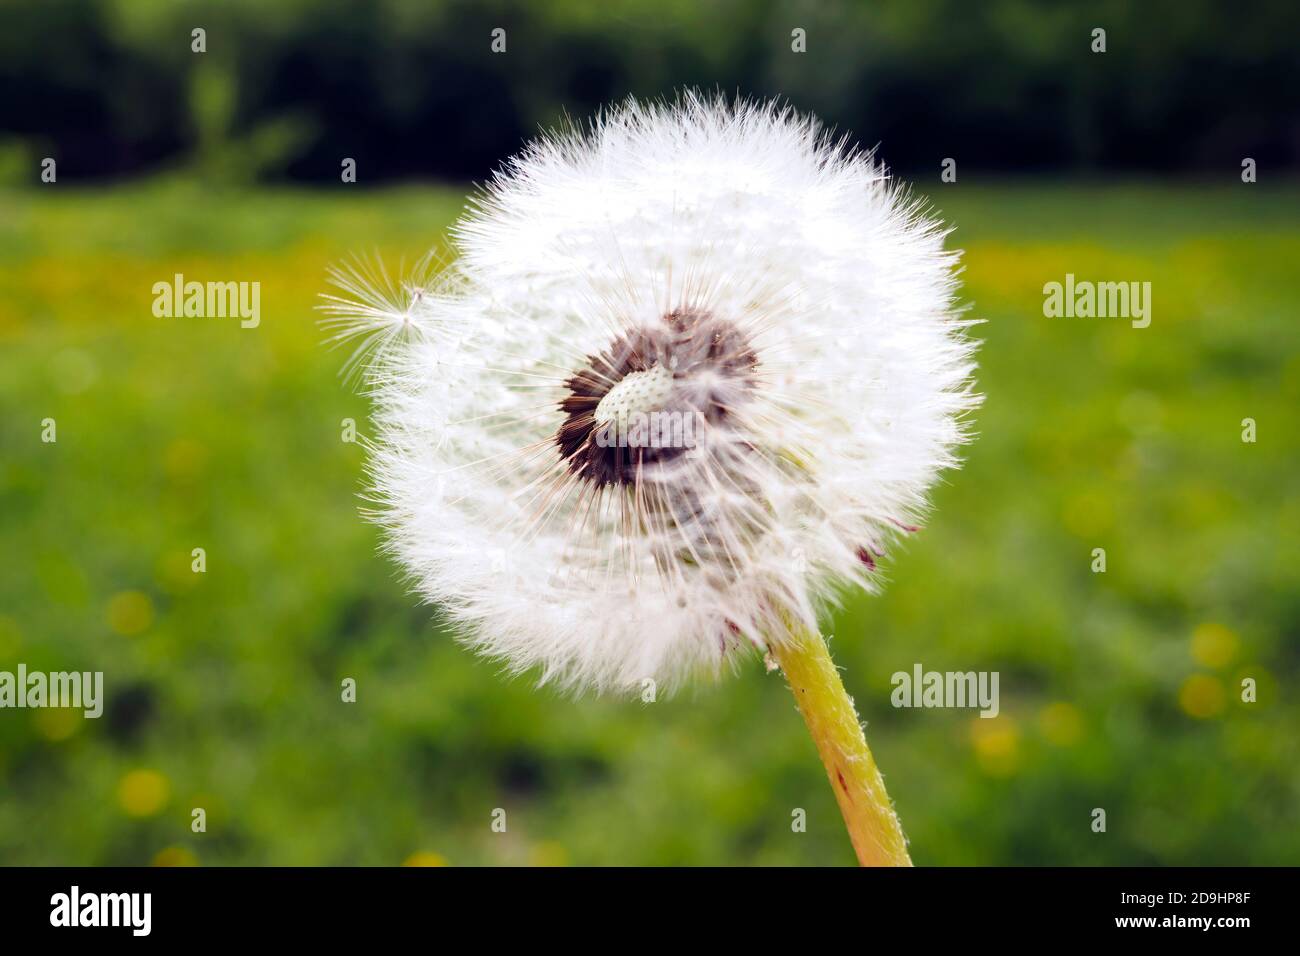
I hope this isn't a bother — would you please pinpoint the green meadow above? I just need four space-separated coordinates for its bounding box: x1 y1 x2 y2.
1 180 1297 865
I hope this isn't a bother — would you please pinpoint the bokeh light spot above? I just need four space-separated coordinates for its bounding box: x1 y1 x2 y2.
107 591 154 636
118 769 171 817
1191 622 1238 669
152 846 199 866
1179 674 1225 719
970 717 1021 776
34 707 80 742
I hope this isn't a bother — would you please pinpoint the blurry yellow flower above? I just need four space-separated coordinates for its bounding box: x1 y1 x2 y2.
970 717 1021 777
118 769 170 817
152 846 199 867
107 591 154 636
529 841 568 867
1038 702 1083 746
402 851 448 867
1191 623 1238 669
34 707 80 742
1179 674 1225 719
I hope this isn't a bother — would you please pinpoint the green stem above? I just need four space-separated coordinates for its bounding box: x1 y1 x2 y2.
771 623 912 866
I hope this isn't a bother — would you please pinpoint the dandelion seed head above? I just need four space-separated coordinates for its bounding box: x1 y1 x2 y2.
322 93 980 695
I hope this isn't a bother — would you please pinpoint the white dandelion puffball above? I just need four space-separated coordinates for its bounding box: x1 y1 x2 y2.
324 94 979 695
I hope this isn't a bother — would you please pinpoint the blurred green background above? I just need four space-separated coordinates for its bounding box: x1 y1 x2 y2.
1 0 1299 866
2 182 1296 866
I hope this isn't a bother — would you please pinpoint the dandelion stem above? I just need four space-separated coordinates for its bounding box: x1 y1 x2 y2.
771 623 912 866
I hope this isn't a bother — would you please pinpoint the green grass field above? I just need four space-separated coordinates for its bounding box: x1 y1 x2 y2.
1 180 1297 865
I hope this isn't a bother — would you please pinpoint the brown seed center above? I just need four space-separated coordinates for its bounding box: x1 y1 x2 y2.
555 307 758 488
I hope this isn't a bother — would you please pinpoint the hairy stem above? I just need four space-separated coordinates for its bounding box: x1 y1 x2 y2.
771 623 912 866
